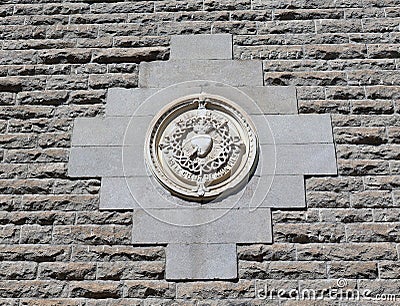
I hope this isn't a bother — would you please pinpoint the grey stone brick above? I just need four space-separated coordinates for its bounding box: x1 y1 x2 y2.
0 262 37 280
297 243 398 261
259 143 337 175
38 262 96 281
106 88 159 116
274 223 346 243
71 245 164 262
0 225 20 244
68 281 122 298
240 261 327 279
238 243 296 261
68 146 145 177
92 47 168 64
328 261 378 279
379 261 400 279
71 116 171 146
0 280 67 298
254 114 333 144
19 225 52 244
100 175 305 210
170 34 233 60
176 280 254 299
132 208 272 243
139 60 263 88
194 84 297 114
52 225 131 245
166 243 237 280
240 86 297 114
125 280 175 298
0 245 71 262
97 261 164 280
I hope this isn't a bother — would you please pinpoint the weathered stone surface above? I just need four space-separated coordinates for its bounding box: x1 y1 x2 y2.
176 280 254 299
334 127 387 145
0 280 67 298
358 279 400 297
273 209 319 223
20 224 52 244
71 246 164 262
20 194 98 211
0 225 20 244
0 211 75 225
346 223 400 242
319 208 373 222
76 211 132 225
92 47 169 64
38 263 96 281
0 245 71 262
328 261 378 278
20 299 86 306
274 223 346 243
125 281 176 298
379 261 400 279
97 261 164 280
52 225 132 245
239 261 326 279
374 208 400 222
351 190 394 208
69 281 122 298
0 261 37 280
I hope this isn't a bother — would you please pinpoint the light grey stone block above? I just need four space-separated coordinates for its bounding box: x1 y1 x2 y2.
70 143 336 178
170 34 233 60
133 84 202 117
245 175 306 209
240 86 297 114
252 114 334 144
106 88 159 116
165 243 237 280
258 143 337 175
139 60 263 88
68 147 121 177
100 175 305 210
199 84 292 115
71 114 332 148
105 85 297 117
71 116 152 147
132 208 272 243
68 146 148 177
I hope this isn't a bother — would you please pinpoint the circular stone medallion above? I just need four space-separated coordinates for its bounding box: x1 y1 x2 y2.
145 94 259 201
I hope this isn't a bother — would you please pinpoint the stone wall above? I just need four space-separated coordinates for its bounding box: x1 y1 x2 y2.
0 0 399 305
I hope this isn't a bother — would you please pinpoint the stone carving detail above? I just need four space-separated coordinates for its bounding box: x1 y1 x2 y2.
145 94 259 201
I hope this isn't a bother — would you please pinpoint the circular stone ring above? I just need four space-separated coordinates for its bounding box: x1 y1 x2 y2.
145 94 259 202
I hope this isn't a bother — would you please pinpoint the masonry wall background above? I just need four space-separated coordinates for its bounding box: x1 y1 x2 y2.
0 0 399 305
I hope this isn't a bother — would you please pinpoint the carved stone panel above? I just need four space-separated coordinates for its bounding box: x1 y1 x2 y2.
68 34 337 280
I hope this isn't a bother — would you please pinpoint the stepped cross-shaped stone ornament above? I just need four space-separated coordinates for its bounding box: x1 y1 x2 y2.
69 34 337 280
